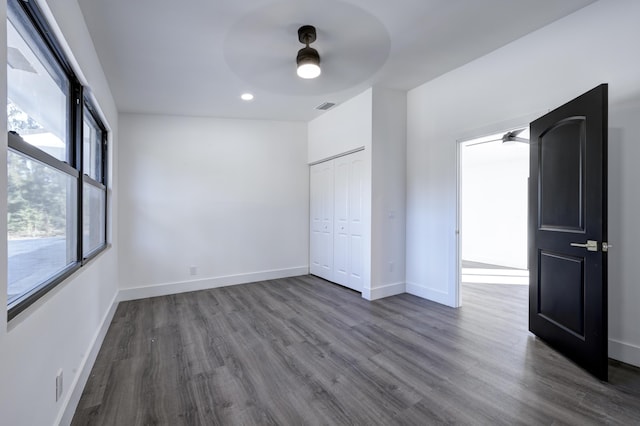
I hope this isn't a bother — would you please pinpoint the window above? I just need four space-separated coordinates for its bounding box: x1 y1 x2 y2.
82 105 107 257
7 0 108 319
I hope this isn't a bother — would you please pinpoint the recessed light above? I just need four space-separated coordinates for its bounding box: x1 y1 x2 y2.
241 93 254 101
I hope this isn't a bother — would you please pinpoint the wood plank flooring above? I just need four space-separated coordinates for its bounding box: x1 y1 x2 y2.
72 275 640 425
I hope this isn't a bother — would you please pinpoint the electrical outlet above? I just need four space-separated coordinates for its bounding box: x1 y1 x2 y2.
55 369 63 402
389 261 394 273
189 265 198 276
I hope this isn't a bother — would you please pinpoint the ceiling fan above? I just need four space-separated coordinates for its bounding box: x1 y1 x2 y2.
501 128 529 144
464 128 529 147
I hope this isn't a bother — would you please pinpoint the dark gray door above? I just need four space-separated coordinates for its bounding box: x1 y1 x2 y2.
529 84 608 381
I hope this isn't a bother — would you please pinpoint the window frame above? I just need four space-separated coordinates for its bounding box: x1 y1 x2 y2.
81 100 108 263
7 0 109 320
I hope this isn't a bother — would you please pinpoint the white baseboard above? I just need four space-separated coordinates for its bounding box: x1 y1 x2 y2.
119 266 310 302
363 282 406 301
609 338 640 368
406 281 456 307
57 292 119 426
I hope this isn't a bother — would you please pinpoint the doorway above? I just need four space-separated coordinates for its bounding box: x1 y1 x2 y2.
458 128 530 305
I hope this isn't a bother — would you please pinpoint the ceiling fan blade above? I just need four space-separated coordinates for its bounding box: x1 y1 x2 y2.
464 128 529 147
465 138 502 147
507 136 529 143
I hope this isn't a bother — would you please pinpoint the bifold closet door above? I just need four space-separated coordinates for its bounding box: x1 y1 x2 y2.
333 151 364 291
310 150 364 292
309 160 334 281
347 152 364 291
333 158 349 286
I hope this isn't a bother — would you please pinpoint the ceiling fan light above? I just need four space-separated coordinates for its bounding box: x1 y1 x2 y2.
297 63 321 79
296 46 321 79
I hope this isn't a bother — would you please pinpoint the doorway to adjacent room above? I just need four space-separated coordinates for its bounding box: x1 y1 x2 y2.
458 128 530 306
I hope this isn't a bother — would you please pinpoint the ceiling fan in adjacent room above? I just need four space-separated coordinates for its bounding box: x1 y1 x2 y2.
500 128 529 144
464 128 530 147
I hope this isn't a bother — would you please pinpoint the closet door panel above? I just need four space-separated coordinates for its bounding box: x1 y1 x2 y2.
319 162 334 280
333 158 350 286
309 165 322 276
310 161 334 280
348 152 364 291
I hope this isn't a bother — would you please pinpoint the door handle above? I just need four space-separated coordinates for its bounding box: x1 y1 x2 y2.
570 240 598 252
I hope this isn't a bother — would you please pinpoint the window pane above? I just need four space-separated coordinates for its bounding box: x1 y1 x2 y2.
83 108 103 182
7 150 77 306
7 11 69 162
83 183 106 256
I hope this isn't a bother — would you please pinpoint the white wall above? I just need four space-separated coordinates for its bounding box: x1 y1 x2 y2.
0 0 120 425
308 89 372 163
406 0 640 367
118 114 309 299
461 141 529 269
371 88 407 298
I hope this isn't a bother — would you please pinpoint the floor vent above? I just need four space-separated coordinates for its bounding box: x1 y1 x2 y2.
316 102 336 111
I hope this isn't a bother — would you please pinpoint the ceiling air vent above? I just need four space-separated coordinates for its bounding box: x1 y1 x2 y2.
316 102 336 111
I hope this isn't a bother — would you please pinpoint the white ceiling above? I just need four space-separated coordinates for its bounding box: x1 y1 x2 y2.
77 0 596 122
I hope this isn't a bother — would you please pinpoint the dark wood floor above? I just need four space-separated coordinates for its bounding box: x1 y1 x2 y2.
73 275 640 425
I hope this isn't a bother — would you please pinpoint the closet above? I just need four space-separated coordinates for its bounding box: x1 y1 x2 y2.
309 150 364 292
